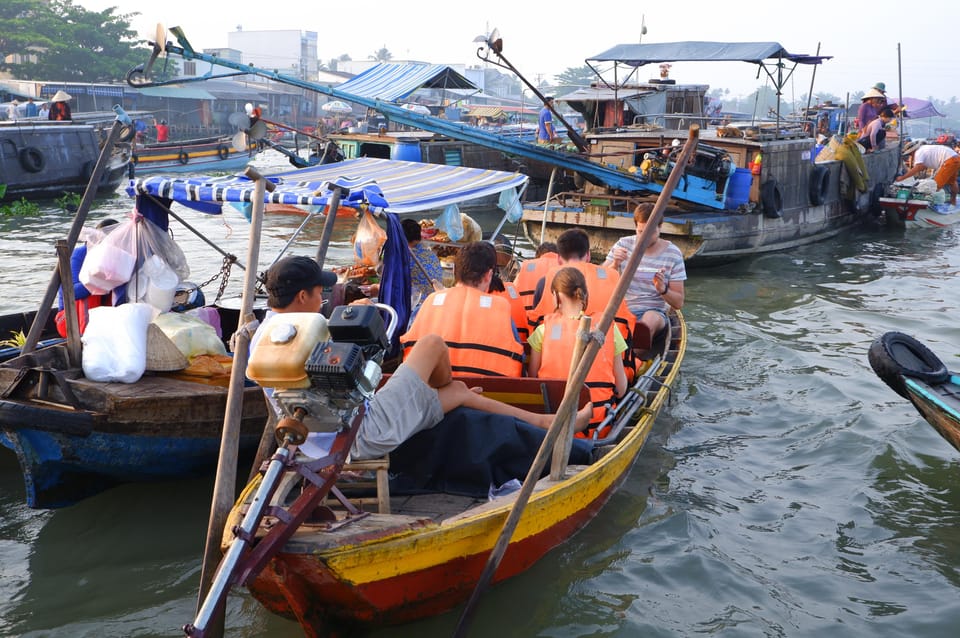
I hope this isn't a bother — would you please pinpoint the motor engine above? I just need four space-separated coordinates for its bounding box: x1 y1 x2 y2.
247 303 398 431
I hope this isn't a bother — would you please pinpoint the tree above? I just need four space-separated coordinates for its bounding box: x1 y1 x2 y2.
0 0 56 73
553 65 595 97
327 53 351 73
369 46 392 63
1 0 159 82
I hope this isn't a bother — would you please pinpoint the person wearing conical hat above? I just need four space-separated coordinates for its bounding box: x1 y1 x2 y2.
856 87 886 130
48 90 72 121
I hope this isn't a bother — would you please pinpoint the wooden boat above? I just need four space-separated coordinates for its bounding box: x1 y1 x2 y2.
0 156 532 509
0 302 269 509
0 120 130 201
201 311 685 636
519 42 900 265
130 134 259 174
869 331 960 452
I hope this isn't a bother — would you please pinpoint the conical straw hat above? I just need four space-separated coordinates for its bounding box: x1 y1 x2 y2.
145 322 188 372
51 90 72 102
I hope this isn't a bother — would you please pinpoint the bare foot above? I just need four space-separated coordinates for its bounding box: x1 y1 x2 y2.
470 386 484 394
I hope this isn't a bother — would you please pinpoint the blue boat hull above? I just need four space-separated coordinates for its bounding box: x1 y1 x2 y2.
0 412 261 508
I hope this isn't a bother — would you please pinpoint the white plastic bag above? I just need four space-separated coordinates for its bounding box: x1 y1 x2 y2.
131 254 180 312
82 303 154 383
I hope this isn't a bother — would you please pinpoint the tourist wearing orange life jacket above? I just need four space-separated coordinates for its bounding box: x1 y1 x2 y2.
527 229 636 350
528 267 628 433
488 272 530 343
512 241 559 311
401 242 523 377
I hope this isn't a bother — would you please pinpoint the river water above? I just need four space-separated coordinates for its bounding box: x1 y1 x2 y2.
1 152 959 637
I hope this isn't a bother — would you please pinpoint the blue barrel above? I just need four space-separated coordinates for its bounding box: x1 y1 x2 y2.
393 139 422 162
725 167 752 209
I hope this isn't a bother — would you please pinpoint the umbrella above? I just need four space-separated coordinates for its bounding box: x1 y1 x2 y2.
401 103 431 116
321 100 353 114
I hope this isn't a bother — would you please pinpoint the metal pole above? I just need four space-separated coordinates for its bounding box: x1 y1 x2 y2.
314 186 345 268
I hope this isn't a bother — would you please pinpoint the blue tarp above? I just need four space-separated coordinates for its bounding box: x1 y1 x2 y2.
128 157 527 216
336 63 477 102
587 41 831 67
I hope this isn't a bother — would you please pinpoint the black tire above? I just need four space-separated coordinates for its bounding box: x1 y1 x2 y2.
217 144 229 160
761 180 783 218
868 331 949 399
118 124 136 143
19 146 45 173
177 151 189 165
809 164 829 206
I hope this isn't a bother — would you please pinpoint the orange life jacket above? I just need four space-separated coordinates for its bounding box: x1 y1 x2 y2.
512 252 559 311
536 312 618 427
527 261 636 345
491 281 529 342
400 285 523 376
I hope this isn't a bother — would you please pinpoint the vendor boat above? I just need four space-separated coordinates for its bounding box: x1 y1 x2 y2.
0 155 531 509
869 331 960 453
878 184 960 229
0 120 130 201
130 134 259 174
517 41 900 265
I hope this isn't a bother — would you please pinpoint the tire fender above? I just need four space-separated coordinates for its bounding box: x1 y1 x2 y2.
809 164 829 206
19 147 45 173
760 180 783 218
177 151 189 165
868 331 949 399
217 145 229 160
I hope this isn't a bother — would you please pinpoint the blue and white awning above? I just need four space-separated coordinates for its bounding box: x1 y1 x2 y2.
336 63 477 102
128 157 527 215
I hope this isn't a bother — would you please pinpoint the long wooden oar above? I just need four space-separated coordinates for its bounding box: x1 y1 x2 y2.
195 166 273 638
452 126 700 637
22 106 131 355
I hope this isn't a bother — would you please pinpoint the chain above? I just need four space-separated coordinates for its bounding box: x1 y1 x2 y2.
195 255 236 304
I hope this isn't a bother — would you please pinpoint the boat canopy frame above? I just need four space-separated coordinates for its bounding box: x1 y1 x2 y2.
584 41 833 134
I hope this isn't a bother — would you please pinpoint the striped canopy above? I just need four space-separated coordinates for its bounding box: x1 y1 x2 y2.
128 157 527 215
335 63 477 102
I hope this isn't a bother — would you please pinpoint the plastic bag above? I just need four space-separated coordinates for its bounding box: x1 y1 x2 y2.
82 303 154 383
436 203 463 241
498 188 523 223
80 217 139 294
353 209 387 266
153 311 227 359
79 214 190 295
131 254 180 312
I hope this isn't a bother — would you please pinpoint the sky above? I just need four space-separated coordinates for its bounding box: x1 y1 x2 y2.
79 0 959 105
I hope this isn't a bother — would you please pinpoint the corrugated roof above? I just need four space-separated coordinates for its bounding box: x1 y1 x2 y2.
336 63 477 102
466 106 505 118
587 41 831 66
134 85 217 100
558 88 654 103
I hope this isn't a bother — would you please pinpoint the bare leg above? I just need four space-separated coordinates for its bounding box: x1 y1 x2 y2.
639 309 666 336
437 380 592 430
402 334 452 388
